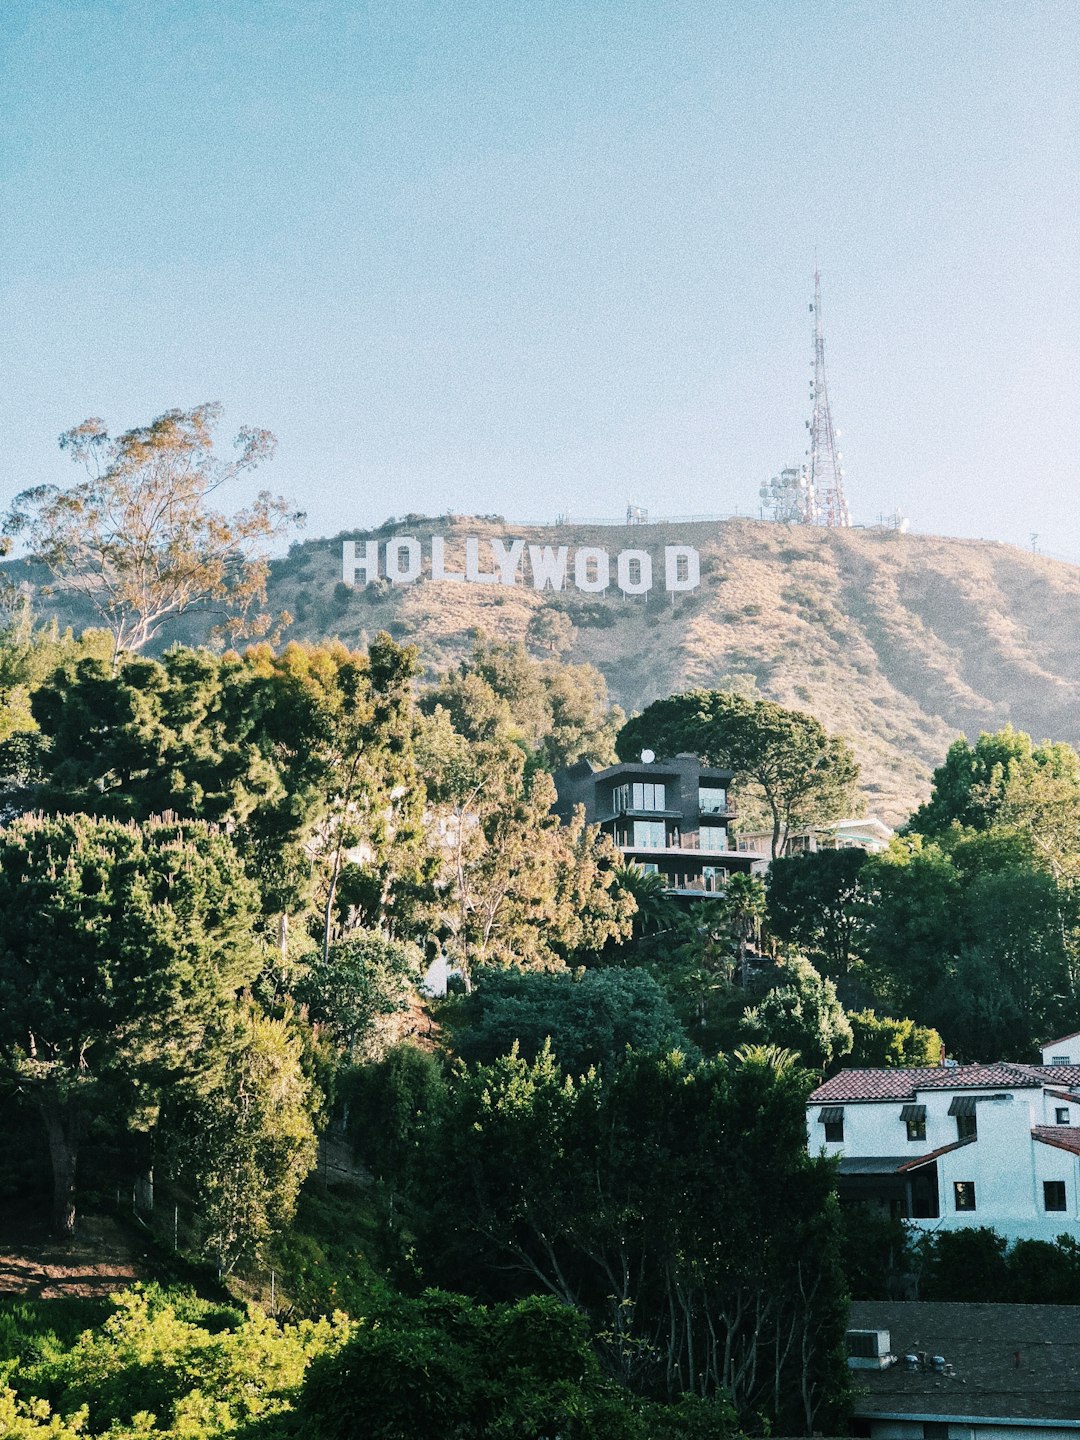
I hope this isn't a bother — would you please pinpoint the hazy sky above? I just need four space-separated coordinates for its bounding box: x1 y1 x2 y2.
3 1 1079 554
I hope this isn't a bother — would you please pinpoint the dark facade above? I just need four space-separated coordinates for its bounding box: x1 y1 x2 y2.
552 753 757 897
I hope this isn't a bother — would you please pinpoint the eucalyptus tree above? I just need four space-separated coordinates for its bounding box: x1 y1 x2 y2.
5 403 301 663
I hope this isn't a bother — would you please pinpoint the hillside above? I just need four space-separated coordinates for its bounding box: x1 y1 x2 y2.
18 517 1080 823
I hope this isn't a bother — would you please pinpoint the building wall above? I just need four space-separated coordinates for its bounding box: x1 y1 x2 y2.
807 1089 1022 1160
866 1420 1080 1440
1041 1037 1080 1066
810 1088 1080 1244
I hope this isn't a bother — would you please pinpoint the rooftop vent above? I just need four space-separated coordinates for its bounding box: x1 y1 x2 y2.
846 1329 893 1369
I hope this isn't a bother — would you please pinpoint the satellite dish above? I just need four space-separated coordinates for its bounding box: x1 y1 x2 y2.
641 749 655 764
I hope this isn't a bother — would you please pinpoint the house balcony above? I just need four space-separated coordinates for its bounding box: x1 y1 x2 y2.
619 837 742 860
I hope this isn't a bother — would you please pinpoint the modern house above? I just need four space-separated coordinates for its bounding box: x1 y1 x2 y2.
807 1060 1080 1243
551 753 758 897
846 1300 1080 1440
735 815 894 859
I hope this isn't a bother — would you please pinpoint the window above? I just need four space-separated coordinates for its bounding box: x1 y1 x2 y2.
819 1106 844 1143
699 825 728 850
1052 1055 1071 1065
948 1094 979 1140
1044 1180 1067 1212
698 785 727 814
633 782 666 810
901 1104 926 1142
702 866 725 893
953 1181 976 1211
631 820 666 849
640 862 659 876
1056 1107 1070 1125
612 782 666 813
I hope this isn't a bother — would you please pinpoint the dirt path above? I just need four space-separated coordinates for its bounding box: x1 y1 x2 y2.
0 1210 144 1299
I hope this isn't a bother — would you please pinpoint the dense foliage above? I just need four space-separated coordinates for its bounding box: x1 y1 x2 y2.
9 557 1080 1438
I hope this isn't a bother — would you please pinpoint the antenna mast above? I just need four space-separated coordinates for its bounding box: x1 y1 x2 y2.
804 269 851 527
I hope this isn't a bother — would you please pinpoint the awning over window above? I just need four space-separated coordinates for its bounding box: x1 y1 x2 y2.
900 1104 926 1122
819 1106 844 1124
948 1096 978 1116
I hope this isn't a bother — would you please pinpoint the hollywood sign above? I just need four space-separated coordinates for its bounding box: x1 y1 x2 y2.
342 536 700 595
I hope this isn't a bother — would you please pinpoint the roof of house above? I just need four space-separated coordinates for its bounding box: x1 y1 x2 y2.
848 1301 1080 1423
810 1062 1080 1103
1032 1126 1080 1157
1042 1028 1080 1049
896 1134 977 1173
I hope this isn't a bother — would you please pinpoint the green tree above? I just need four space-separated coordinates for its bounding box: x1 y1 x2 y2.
299 1289 739 1440
839 1203 915 1300
425 634 622 771
162 1006 319 1275
909 725 1080 855
767 847 868 976
5 403 301 661
920 1228 1009 1302
295 932 424 1061
723 871 767 987
420 709 631 989
0 815 261 1235
617 690 861 858
449 966 689 1073
0 596 112 744
846 1009 942 1068
4 1284 351 1435
860 832 1080 1059
26 636 432 958
526 607 576 656
418 1044 849 1432
740 956 853 1071
614 863 677 939
344 1044 448 1191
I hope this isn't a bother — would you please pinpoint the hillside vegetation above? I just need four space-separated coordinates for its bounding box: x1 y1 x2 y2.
18 516 1080 821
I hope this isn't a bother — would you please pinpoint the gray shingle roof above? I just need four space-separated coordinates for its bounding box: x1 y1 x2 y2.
848 1301 1080 1423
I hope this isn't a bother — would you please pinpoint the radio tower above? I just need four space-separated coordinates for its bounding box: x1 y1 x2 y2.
804 268 851 527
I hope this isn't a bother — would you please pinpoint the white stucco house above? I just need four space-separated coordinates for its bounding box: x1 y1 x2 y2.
736 815 894 859
808 1045 1080 1242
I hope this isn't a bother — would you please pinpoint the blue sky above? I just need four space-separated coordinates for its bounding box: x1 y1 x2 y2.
3 1 1079 553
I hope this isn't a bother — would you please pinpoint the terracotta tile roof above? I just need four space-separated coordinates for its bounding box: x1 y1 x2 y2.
896 1134 976 1172
1045 1089 1080 1105
810 1062 1080 1103
811 1068 951 1102
1032 1126 1080 1157
848 1301 1080 1422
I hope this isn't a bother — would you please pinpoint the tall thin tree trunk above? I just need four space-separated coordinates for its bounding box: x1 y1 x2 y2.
39 1099 79 1238
323 843 343 965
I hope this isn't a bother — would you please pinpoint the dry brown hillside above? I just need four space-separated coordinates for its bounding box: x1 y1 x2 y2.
19 516 1080 824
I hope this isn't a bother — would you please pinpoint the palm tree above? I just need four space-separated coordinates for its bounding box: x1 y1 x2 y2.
614 864 677 939
724 872 767 988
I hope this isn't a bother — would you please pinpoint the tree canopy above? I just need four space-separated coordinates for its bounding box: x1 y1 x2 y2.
616 690 861 857
4 403 302 660
767 847 869 976
0 814 262 1234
